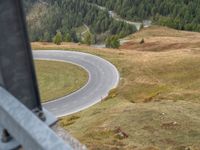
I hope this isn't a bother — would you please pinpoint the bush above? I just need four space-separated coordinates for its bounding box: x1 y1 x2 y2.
106 36 120 49
63 33 72 42
83 32 92 45
140 38 145 44
53 31 62 45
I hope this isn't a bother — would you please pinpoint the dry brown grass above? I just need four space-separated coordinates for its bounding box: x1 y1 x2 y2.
32 42 109 52
32 26 200 150
121 26 200 52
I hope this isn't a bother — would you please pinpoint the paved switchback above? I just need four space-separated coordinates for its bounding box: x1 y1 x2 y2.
33 50 119 117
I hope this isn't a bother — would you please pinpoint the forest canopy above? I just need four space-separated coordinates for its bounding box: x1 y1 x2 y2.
25 0 137 42
87 0 200 32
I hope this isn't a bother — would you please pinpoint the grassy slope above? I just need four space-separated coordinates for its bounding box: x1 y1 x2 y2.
35 60 88 102
32 26 200 150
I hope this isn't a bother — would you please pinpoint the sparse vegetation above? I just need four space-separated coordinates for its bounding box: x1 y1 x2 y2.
59 116 80 127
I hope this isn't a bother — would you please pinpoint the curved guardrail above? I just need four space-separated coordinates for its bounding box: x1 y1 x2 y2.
0 87 73 150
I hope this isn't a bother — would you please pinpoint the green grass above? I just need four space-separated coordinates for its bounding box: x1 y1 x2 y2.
35 60 88 102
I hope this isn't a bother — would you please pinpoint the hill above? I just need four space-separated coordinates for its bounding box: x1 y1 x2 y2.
25 0 137 43
33 26 200 149
24 0 200 47
87 0 200 32
121 25 200 51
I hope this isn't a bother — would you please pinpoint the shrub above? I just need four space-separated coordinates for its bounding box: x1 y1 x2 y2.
106 36 120 49
140 38 145 44
53 31 62 45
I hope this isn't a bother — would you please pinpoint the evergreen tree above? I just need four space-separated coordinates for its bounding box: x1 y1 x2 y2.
53 31 62 45
106 36 120 49
84 33 92 45
63 33 72 42
43 32 51 42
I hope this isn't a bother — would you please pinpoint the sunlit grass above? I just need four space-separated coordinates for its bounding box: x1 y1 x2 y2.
35 60 88 102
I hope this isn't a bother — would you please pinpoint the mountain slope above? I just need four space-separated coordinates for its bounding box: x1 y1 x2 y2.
87 0 200 32
33 26 200 150
25 0 137 42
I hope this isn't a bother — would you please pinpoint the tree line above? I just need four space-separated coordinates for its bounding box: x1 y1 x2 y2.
87 0 200 32
25 0 137 44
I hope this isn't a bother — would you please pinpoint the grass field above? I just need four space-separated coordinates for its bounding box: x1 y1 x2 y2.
32 26 200 149
35 60 88 102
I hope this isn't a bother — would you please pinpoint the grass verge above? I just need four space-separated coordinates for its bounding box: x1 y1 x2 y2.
35 60 88 102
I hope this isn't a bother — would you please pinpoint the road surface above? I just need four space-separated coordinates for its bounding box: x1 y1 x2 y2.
33 50 119 118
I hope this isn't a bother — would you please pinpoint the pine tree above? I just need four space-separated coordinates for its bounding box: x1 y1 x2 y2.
84 33 92 45
53 31 62 45
63 33 72 42
106 36 120 49
43 32 51 42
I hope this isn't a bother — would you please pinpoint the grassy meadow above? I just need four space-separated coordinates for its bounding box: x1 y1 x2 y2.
33 26 200 149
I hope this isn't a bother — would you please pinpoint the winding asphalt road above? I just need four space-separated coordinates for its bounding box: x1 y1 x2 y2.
33 50 119 118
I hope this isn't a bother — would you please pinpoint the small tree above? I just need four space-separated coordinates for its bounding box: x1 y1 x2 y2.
63 33 72 42
140 38 145 44
71 30 79 43
106 36 120 49
140 23 144 30
53 31 62 45
43 32 51 42
84 32 92 45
